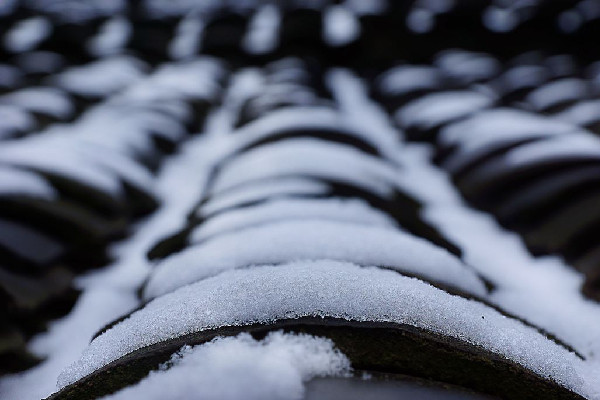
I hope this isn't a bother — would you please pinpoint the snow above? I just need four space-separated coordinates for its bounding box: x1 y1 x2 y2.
0 87 73 119
406 8 435 33
323 5 360 47
210 139 399 198
198 178 331 217
191 197 397 242
0 138 124 196
396 91 494 131
241 84 323 120
376 65 442 97
243 4 280 54
439 109 579 173
482 6 518 32
326 70 401 158
504 133 600 166
120 58 224 103
103 331 350 400
105 331 350 400
0 288 140 400
0 99 231 400
73 105 184 157
232 106 394 158
74 141 155 195
0 105 34 139
424 200 600 380
87 16 132 57
145 219 486 300
169 14 204 60
0 166 57 199
434 50 500 84
339 70 600 395
526 78 588 111
4 17 52 53
553 100 600 126
54 57 147 98
499 65 548 93
61 261 587 396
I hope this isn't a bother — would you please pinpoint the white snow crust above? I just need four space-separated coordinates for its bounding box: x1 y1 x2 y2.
144 219 486 300
61 261 586 396
103 331 350 400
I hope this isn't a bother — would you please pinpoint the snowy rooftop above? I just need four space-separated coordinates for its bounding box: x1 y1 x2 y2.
1 1 600 400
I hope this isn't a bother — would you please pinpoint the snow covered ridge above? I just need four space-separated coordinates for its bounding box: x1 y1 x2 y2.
145 61 460 267
0 56 226 375
144 219 486 300
58 262 591 399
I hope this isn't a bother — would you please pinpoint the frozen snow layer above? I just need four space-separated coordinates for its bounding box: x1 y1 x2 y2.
396 91 494 131
323 5 360 47
439 109 578 173
121 58 224 103
440 109 577 150
210 139 399 198
54 57 147 98
0 87 73 119
0 166 57 199
503 133 600 166
191 197 397 243
0 138 124 196
73 104 186 157
87 17 132 57
553 100 600 127
376 65 442 97
406 8 435 34
239 86 325 124
61 261 586 397
144 220 485 300
434 50 500 84
198 178 332 217
0 105 34 138
497 65 548 93
526 78 588 111
169 14 204 60
232 106 393 157
3 17 52 53
243 4 280 54
103 331 350 400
